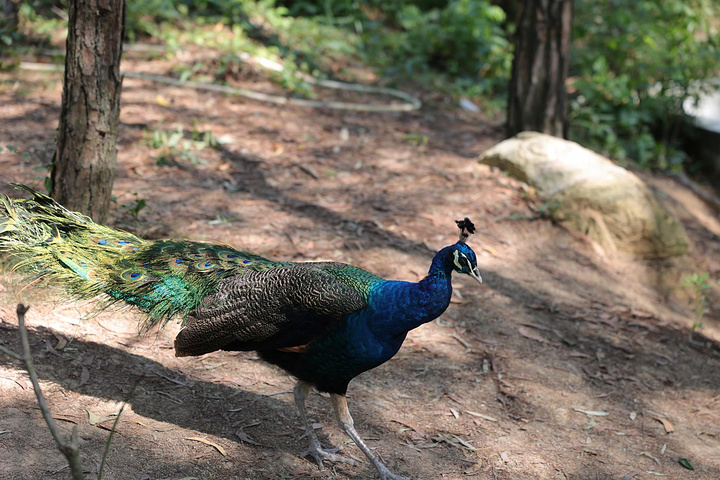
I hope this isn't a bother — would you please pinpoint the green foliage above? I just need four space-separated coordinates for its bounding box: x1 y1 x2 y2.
142 125 220 166
532 200 561 220
17 2 65 38
571 0 720 170
396 1 507 75
404 132 428 146
362 0 512 96
1 145 34 165
130 1 355 95
255 0 512 97
18 0 719 175
116 193 149 221
268 53 315 96
12 0 511 101
1 2 57 67
125 0 182 41
681 272 711 339
404 132 429 154
0 23 21 62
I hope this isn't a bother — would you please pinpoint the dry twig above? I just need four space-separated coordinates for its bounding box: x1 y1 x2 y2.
13 304 85 479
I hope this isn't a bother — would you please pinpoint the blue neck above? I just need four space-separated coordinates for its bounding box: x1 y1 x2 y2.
427 244 458 280
368 245 457 337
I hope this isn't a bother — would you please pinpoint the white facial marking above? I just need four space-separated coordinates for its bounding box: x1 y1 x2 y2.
453 250 463 270
453 250 470 270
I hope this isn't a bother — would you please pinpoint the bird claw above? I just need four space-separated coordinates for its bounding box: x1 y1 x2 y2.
375 462 410 480
379 471 410 480
302 442 356 468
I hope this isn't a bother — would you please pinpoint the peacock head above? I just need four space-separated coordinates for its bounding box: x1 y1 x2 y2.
451 217 482 283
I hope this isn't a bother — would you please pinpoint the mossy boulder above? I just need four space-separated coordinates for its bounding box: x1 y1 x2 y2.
479 132 689 258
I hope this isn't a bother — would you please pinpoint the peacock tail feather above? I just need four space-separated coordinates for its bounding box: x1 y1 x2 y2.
0 185 289 330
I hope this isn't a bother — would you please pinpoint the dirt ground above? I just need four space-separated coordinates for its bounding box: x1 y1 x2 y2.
1 51 719 480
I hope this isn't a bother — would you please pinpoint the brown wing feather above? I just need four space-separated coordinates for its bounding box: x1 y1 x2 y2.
174 263 367 357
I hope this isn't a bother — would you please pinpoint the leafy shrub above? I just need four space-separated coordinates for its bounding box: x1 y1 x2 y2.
570 0 720 170
395 1 507 75
361 0 512 97
273 0 512 96
125 0 182 41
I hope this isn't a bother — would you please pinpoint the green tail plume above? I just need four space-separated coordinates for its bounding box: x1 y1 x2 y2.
0 185 282 330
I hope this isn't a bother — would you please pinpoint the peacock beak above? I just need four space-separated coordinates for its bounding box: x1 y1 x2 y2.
468 266 483 284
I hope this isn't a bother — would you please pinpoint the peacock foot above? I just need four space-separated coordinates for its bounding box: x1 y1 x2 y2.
374 461 410 480
302 441 356 468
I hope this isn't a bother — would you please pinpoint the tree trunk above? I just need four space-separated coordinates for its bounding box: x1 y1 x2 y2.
2 0 20 31
51 0 126 223
507 0 573 138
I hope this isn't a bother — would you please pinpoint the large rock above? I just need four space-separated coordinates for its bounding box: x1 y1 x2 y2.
479 132 689 258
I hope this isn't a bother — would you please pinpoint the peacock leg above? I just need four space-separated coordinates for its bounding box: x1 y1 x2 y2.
293 380 355 467
331 394 410 480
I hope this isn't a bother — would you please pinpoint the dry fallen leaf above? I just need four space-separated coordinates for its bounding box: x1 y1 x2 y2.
452 435 476 450
185 436 227 456
236 422 264 446
631 309 654 319
518 321 550 331
638 451 660 464
465 410 498 422
652 416 675 434
52 415 78 424
271 143 284 156
87 409 101 426
450 333 471 348
572 408 609 417
390 418 426 437
86 409 117 426
569 352 592 359
54 334 68 350
79 366 90 387
518 327 553 344
236 428 262 446
45 339 58 355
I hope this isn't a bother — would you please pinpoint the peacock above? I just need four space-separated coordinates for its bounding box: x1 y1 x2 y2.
0 185 483 480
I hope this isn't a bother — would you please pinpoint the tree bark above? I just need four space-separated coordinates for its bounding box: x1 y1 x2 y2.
51 0 126 223
2 0 20 32
507 0 573 138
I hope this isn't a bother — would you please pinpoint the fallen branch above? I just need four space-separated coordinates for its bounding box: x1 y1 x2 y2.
19 62 421 112
14 304 85 480
667 172 720 214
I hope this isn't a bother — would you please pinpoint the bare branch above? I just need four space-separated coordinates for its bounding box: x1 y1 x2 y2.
0 344 24 361
15 304 85 480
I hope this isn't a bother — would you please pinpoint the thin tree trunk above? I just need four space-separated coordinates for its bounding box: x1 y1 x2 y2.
2 0 20 31
51 0 126 223
507 0 573 138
